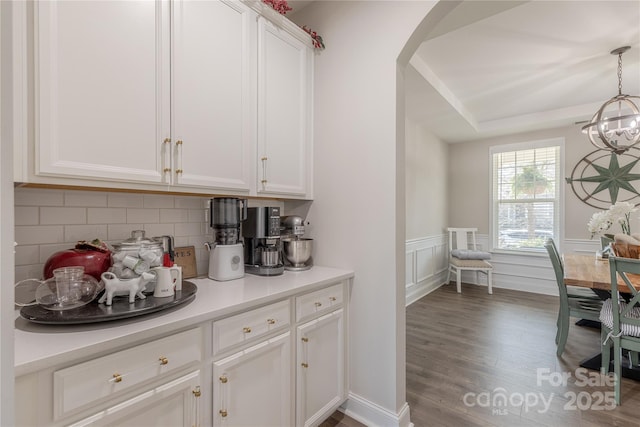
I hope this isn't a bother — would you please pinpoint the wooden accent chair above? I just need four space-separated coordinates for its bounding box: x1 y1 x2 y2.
544 238 602 357
447 228 493 294
601 255 640 405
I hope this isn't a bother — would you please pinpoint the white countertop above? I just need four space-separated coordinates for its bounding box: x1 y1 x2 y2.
14 266 354 376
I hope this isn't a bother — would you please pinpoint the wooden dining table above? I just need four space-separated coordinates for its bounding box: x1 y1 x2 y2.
563 253 640 294
563 253 640 379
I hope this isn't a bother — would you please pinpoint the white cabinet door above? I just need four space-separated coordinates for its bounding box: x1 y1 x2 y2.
35 0 170 184
297 309 345 427
68 370 202 427
171 0 255 191
257 18 312 197
213 332 292 427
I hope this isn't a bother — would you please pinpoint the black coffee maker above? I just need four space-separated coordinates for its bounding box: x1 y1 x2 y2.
242 207 284 276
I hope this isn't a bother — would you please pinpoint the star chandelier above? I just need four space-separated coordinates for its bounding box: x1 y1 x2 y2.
582 46 640 155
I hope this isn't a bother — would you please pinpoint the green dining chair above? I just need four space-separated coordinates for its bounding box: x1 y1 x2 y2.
600 255 640 405
544 238 603 356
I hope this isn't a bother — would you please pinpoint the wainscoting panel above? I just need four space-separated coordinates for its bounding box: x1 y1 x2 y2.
405 234 602 303
405 235 449 305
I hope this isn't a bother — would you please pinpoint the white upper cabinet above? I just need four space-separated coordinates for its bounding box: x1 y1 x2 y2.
171 0 255 192
35 0 170 184
19 0 313 198
257 17 313 197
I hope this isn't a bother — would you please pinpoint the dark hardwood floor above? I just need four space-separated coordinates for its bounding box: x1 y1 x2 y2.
406 282 640 426
324 281 640 426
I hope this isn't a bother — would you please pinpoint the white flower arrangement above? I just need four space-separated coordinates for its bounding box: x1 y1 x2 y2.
587 201 637 238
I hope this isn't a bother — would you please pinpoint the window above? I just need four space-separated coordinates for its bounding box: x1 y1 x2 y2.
490 139 563 252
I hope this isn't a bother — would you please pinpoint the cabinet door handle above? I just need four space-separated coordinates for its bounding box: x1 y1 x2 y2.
329 296 337 302
162 138 172 180
112 373 122 383
261 157 268 186
243 327 252 334
159 356 169 365
219 374 229 420
314 302 322 308
267 318 276 325
301 337 309 343
175 140 184 177
301 363 309 368
192 386 201 427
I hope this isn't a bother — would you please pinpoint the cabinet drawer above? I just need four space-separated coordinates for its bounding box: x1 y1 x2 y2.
296 283 344 322
213 300 290 355
53 328 202 419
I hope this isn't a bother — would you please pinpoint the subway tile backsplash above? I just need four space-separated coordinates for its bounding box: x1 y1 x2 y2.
14 188 213 281
14 188 286 282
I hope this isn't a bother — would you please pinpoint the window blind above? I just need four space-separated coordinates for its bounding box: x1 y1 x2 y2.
492 144 560 251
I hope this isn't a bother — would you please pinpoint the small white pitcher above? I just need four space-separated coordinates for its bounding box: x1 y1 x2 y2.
151 266 180 298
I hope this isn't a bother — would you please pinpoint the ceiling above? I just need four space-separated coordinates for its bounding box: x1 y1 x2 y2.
405 0 640 143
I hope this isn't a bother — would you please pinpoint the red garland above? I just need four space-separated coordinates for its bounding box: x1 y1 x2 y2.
261 0 325 50
262 0 292 15
301 25 325 50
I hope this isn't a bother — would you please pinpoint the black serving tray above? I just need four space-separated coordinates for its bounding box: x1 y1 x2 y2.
19 281 197 325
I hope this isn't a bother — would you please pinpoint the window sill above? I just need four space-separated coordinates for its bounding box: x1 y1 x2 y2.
490 249 548 258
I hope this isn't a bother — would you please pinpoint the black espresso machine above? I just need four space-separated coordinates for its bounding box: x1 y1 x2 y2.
242 207 284 276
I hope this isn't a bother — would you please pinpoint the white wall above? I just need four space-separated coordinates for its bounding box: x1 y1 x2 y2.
1 1 16 424
405 120 449 303
405 120 449 240
447 123 637 240
291 2 438 425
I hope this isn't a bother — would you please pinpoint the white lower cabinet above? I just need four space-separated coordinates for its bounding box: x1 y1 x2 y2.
15 279 349 427
213 332 292 426
68 370 202 427
297 309 345 427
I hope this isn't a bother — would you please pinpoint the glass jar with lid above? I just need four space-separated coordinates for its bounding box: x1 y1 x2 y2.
110 230 163 279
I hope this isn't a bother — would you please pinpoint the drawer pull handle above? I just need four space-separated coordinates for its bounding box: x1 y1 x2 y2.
314 302 322 308
301 362 309 368
267 318 276 325
159 356 169 365
219 375 228 384
112 373 122 383
243 327 252 333
192 386 201 398
219 409 228 418
301 337 309 343
329 296 337 302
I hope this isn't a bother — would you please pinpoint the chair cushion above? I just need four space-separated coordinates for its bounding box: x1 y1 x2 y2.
449 257 492 269
599 299 640 337
451 249 491 260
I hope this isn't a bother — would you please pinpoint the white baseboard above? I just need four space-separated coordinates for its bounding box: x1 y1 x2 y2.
341 392 413 427
405 271 447 305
